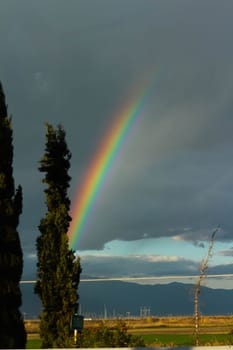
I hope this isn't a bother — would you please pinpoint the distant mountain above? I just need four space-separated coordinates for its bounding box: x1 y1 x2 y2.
20 281 233 319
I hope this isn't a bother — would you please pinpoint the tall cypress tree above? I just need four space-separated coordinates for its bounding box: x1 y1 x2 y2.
35 123 81 348
0 82 26 348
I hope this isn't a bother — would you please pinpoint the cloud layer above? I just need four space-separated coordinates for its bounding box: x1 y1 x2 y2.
0 0 233 260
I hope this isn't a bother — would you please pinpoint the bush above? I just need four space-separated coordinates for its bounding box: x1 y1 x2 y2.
78 320 145 348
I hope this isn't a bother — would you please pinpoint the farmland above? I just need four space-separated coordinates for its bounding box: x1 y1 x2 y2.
83 315 233 333
25 315 233 347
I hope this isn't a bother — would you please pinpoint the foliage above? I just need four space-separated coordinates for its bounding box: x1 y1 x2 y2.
35 124 81 348
0 82 26 348
78 320 145 348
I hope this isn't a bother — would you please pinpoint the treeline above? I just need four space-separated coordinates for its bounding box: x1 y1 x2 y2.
0 82 145 349
0 82 81 348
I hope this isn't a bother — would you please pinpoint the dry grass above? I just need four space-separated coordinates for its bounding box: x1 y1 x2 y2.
25 320 40 333
96 315 233 328
24 315 233 338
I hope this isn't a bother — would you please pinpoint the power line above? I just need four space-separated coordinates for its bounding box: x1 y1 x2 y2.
20 274 233 284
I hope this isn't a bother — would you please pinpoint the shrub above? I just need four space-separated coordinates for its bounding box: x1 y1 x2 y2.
78 320 145 348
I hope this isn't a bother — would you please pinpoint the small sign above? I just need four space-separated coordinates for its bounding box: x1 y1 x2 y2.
71 314 84 332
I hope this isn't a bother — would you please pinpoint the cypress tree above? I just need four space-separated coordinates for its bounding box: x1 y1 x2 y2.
35 123 81 348
0 82 26 348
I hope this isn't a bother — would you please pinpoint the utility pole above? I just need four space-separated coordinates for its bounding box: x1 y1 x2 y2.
104 304 107 319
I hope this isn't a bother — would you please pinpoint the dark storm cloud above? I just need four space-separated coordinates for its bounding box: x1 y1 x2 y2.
208 263 233 275
0 0 233 252
80 255 198 278
76 254 233 279
218 247 233 257
22 252 233 281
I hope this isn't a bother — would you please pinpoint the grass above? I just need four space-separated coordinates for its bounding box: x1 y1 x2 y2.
26 334 233 348
26 339 42 349
25 316 233 332
25 316 233 348
141 333 233 347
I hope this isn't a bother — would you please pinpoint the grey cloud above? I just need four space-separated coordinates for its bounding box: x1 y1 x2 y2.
78 142 233 249
0 0 233 254
218 248 233 257
21 251 233 281
194 242 205 249
80 254 198 278
208 263 233 275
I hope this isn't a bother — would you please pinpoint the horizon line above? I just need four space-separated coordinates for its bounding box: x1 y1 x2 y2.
20 273 233 284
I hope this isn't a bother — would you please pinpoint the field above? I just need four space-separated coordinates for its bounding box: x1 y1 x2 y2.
25 315 233 348
26 339 41 349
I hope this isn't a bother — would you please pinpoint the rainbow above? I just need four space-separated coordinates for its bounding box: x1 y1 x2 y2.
68 78 157 249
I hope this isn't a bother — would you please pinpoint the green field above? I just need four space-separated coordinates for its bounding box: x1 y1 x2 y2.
141 333 233 347
26 333 233 348
26 339 42 349
25 316 233 348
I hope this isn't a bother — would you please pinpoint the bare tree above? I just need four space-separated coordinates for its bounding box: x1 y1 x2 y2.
194 225 220 346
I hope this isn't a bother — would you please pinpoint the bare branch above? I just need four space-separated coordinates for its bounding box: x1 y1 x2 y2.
194 225 220 346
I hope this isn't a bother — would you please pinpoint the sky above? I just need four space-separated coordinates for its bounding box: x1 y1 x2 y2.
1 0 233 289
